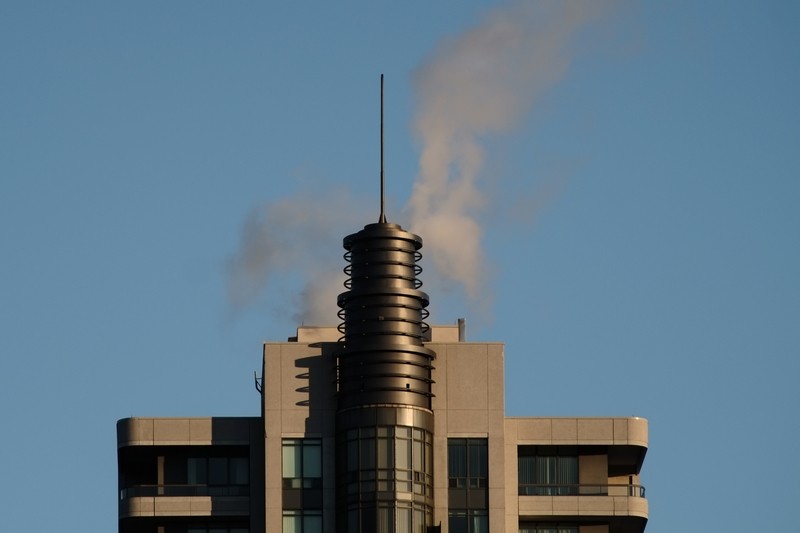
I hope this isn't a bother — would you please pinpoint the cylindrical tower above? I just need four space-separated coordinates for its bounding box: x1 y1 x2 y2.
336 221 436 533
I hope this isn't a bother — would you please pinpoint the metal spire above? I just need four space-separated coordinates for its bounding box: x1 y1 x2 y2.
379 74 387 223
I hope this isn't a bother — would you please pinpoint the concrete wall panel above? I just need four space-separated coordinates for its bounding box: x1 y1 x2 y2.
551 419 578 442
627 418 648 447
577 419 614 442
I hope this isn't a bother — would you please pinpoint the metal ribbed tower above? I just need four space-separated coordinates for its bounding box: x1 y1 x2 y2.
334 76 436 533
337 222 434 409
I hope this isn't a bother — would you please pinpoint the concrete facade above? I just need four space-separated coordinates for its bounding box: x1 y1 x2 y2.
118 325 648 533
117 417 264 532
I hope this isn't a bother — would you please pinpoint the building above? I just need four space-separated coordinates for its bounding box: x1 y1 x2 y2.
117 218 648 533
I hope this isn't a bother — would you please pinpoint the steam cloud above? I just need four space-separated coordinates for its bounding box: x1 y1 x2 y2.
226 187 367 325
227 0 619 323
407 0 619 300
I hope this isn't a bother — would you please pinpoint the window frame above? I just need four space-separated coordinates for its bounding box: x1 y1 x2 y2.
517 446 579 496
282 438 323 489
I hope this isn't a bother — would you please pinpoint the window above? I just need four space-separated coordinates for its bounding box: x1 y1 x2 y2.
518 447 577 496
448 438 488 489
519 524 578 533
342 426 433 497
339 426 433 532
449 509 488 533
283 510 322 533
283 439 322 489
188 527 250 533
283 438 323 512
448 439 488 533
187 457 249 486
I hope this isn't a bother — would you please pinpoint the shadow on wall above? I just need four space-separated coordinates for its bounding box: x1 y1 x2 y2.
209 417 265 532
295 342 339 434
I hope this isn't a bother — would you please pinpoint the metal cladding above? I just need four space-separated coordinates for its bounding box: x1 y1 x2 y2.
337 222 435 410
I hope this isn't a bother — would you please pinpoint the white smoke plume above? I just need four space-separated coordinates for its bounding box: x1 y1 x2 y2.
226 186 368 325
227 0 620 324
407 0 619 300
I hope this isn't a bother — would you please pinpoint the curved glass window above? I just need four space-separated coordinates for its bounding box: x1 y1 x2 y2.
339 425 433 532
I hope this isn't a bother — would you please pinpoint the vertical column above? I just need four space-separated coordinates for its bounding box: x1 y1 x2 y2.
336 222 436 533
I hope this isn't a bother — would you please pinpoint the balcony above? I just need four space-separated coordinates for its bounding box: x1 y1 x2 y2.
518 482 648 532
121 484 250 499
518 483 646 497
119 484 250 519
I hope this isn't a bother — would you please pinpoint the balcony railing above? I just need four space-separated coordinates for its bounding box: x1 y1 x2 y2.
120 484 250 500
518 483 646 497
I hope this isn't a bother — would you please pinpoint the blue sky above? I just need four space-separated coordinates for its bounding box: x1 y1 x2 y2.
1 1 798 532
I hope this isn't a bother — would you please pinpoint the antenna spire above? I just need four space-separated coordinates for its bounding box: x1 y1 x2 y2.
379 74 387 223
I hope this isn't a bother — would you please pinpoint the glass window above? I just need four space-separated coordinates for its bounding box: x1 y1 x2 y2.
377 505 393 533
304 443 322 478
229 457 249 485
344 428 360 477
284 513 300 533
339 427 433 533
282 439 322 489
209 458 228 485
448 439 488 531
450 511 468 533
304 513 322 533
377 435 393 469
412 439 423 473
187 457 248 486
518 450 578 496
396 435 410 470
347 508 358 533
283 443 301 479
519 525 577 533
360 437 375 469
449 510 488 533
472 511 488 533
188 458 207 484
347 438 358 472
448 439 488 489
397 505 411 533
413 507 426 533
283 510 322 533
188 529 249 533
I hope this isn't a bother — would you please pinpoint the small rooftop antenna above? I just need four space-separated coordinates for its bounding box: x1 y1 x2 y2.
379 74 387 223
